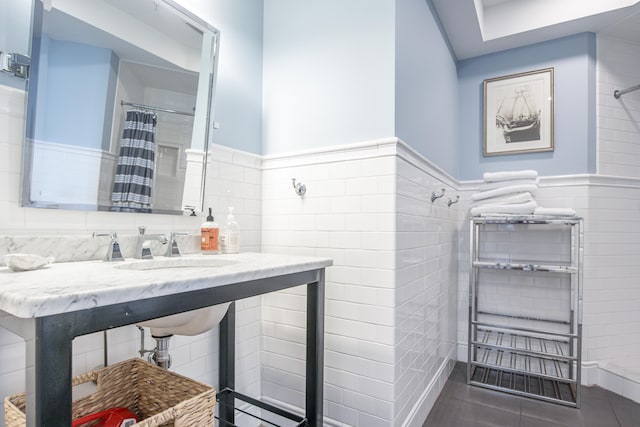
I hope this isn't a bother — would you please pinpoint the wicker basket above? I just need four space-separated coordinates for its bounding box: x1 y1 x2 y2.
4 358 216 427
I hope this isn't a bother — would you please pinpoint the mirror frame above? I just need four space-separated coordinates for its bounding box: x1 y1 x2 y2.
21 0 220 215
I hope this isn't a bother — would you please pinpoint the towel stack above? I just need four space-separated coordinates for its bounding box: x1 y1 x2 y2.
470 170 576 217
471 170 539 216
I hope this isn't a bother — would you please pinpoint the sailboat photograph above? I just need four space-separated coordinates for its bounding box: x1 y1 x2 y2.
496 86 541 143
483 68 554 156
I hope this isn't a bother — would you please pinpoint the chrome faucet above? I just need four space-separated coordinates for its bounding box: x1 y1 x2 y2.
92 232 125 262
135 226 168 259
165 232 189 257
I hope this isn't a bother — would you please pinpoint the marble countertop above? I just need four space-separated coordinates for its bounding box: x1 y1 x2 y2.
0 252 332 319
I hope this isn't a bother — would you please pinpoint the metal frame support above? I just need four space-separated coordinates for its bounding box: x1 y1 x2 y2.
219 301 236 424
306 273 324 426
0 268 326 426
217 272 326 427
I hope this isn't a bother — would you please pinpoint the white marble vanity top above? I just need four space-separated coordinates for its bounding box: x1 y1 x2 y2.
0 252 332 318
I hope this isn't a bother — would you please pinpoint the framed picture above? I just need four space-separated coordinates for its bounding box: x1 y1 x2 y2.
483 68 554 156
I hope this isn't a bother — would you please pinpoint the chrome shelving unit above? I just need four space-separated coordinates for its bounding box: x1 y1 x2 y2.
467 215 583 407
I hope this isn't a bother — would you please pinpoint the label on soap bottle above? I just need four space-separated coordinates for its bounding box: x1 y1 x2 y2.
201 227 219 252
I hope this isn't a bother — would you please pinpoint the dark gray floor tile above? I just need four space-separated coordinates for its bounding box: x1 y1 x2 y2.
423 363 640 427
578 391 619 427
445 381 522 415
608 393 640 427
520 398 583 426
520 415 570 427
581 385 612 402
448 363 468 383
456 400 521 427
423 396 463 426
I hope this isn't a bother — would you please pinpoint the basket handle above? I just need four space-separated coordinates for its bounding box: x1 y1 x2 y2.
72 370 99 387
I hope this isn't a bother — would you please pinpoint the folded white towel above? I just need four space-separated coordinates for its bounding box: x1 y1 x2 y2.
471 184 538 202
480 178 539 191
470 200 538 217
472 192 534 207
534 207 577 217
483 170 538 182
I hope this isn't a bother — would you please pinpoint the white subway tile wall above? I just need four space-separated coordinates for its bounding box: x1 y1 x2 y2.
583 183 640 372
597 35 640 177
592 34 640 401
0 85 262 427
260 141 458 426
394 152 459 426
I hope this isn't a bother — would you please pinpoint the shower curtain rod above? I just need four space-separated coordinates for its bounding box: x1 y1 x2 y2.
120 100 195 117
614 83 640 99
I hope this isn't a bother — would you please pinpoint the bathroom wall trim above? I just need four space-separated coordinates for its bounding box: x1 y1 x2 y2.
221 140 640 193
210 142 263 168
400 348 457 427
261 137 400 170
394 138 459 188
261 137 460 190
459 173 640 191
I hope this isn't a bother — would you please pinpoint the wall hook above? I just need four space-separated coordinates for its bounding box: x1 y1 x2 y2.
292 178 306 197
447 195 460 207
431 188 446 203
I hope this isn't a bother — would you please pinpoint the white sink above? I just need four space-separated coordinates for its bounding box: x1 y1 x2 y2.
117 256 237 336
116 257 239 270
137 302 231 337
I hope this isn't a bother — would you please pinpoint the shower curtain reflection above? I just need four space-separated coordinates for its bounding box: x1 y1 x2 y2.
111 110 157 212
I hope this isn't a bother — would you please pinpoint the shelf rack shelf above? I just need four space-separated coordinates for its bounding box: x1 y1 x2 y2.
468 215 583 407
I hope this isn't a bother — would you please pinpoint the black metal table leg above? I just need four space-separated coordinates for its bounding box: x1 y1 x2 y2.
306 271 325 427
219 301 236 425
26 317 74 426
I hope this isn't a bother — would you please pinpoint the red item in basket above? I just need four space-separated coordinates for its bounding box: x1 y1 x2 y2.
72 407 138 427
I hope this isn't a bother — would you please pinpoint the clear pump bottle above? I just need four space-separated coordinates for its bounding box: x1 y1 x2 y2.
221 207 240 254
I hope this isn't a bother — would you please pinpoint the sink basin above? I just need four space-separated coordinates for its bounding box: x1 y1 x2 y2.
116 257 239 271
120 257 237 336
138 302 231 337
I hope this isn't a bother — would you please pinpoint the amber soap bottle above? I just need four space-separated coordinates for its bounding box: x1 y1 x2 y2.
201 207 219 254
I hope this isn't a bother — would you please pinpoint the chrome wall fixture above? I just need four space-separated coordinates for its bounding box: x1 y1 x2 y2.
448 195 460 207
431 188 446 203
614 83 640 99
292 178 306 197
0 51 30 79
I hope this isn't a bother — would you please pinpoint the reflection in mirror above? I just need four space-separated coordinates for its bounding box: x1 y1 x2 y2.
21 0 219 215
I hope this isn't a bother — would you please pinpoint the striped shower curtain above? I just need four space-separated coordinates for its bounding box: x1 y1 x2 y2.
111 110 157 212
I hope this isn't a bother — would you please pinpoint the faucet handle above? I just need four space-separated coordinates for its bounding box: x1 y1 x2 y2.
165 232 189 257
138 225 146 235
92 232 125 262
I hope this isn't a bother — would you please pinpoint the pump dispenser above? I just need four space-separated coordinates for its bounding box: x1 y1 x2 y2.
221 207 240 254
200 207 219 254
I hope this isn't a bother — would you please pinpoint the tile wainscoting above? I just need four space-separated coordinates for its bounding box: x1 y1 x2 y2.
260 139 460 427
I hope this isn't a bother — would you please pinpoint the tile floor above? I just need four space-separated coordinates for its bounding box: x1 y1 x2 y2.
423 363 640 426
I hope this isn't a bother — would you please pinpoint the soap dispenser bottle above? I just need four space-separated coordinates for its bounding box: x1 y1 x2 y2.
201 207 219 254
221 207 240 254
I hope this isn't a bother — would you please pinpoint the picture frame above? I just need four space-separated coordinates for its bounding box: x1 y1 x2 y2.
483 68 554 156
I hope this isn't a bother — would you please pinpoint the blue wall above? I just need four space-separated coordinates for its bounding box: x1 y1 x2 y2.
262 0 396 155
457 33 596 180
204 0 264 155
395 0 458 176
35 36 118 150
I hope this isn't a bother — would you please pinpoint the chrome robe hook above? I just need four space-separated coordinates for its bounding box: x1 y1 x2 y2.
431 188 446 203
292 178 306 196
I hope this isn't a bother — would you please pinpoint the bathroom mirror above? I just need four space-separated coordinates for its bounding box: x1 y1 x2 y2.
21 0 219 215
